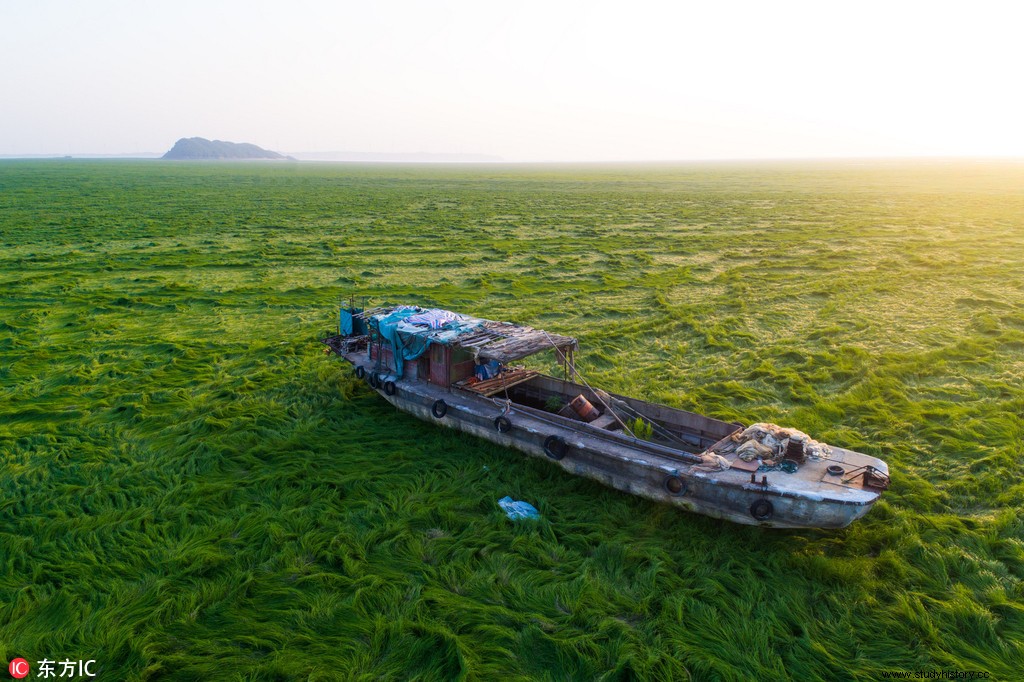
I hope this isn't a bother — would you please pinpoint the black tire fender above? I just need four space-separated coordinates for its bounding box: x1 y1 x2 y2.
544 435 567 460
494 416 512 433
665 475 687 496
431 399 448 419
750 498 774 521
369 372 381 389
384 380 397 396
354 366 365 379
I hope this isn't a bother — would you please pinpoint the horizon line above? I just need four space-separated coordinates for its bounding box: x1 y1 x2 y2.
2 153 1024 165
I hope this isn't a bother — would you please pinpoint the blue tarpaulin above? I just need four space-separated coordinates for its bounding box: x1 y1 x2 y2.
339 309 354 335
365 307 485 378
339 308 366 336
374 307 427 378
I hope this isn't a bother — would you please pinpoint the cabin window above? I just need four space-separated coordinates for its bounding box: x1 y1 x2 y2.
450 348 475 384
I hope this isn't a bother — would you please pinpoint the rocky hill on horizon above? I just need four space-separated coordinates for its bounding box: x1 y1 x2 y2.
162 137 293 160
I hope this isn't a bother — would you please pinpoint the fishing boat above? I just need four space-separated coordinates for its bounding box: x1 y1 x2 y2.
322 304 889 529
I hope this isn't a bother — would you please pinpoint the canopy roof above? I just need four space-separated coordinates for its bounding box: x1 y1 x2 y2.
358 305 577 364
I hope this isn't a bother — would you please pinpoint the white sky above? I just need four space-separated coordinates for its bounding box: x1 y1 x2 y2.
2 0 1022 161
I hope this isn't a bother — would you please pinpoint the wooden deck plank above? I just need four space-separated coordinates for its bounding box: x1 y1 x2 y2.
463 369 539 397
588 413 619 430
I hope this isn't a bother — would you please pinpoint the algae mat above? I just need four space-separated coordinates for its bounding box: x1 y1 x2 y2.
1 160 1022 680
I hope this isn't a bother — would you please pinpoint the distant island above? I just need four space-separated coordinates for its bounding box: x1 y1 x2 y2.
162 137 293 160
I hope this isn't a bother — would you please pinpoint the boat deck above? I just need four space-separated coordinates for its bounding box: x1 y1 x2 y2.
711 447 886 505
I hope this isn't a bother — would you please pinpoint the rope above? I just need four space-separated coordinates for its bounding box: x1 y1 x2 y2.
488 396 591 434
538 329 637 439
536 329 695 448
592 388 693 448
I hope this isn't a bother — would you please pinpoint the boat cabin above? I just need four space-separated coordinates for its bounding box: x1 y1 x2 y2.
344 304 578 388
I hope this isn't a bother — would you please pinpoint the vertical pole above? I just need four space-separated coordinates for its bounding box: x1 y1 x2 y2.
446 346 453 391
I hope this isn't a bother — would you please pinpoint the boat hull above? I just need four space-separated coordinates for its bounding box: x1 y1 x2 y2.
347 357 880 529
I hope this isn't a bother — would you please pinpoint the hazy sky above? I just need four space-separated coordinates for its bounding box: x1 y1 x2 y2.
2 0 1022 161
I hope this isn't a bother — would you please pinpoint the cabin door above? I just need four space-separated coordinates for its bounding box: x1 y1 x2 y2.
429 345 449 386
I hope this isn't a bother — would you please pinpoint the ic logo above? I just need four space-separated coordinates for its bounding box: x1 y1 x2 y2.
8 658 30 679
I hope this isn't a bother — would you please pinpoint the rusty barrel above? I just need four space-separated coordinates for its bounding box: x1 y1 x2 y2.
570 394 600 422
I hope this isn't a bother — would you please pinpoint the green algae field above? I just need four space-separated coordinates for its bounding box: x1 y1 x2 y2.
1 159 1023 680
